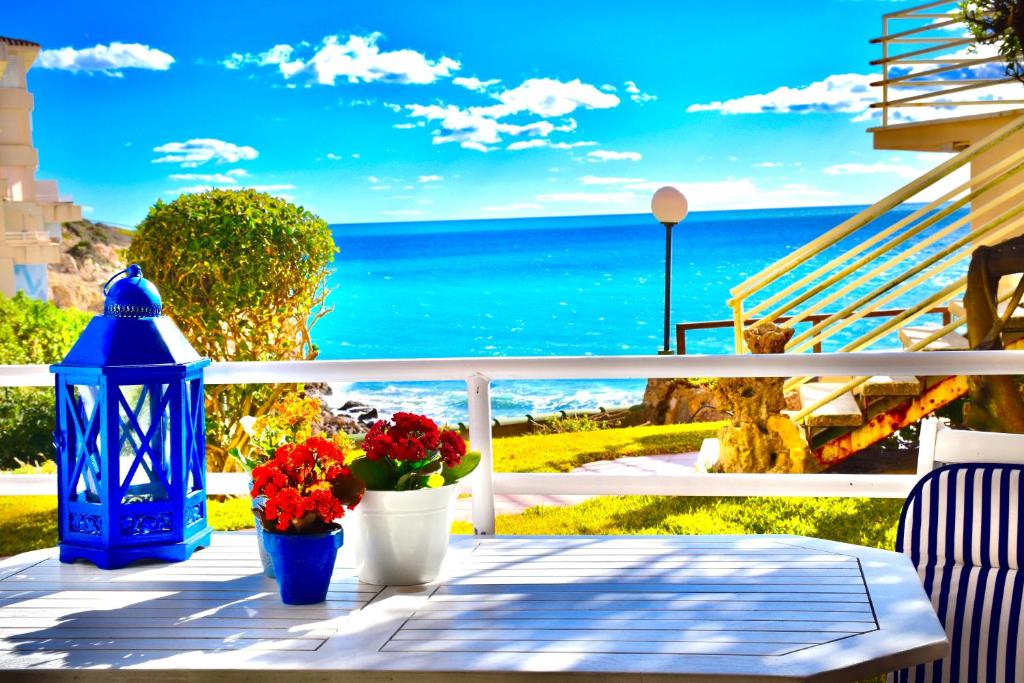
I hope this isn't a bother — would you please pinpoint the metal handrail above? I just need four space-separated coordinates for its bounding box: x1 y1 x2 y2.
870 0 1024 127
728 115 1024 305
675 307 951 355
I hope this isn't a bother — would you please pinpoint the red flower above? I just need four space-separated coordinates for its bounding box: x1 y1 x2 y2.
439 429 467 467
250 436 366 534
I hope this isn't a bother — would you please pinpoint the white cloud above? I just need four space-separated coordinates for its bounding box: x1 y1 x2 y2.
393 122 423 129
688 45 1022 124
507 139 597 151
226 33 459 85
569 176 839 211
587 150 642 162
537 191 637 204
453 76 501 91
152 139 258 167
482 203 544 212
622 179 837 210
624 80 656 104
405 103 561 150
38 42 174 76
400 77 617 152
688 73 878 116
488 78 619 117
506 139 550 151
581 175 647 185
417 175 443 183
326 153 343 160
226 168 248 177
754 162 784 168
823 162 920 179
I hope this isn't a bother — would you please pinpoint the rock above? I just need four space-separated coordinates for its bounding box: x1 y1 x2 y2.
642 378 730 425
715 322 816 473
47 220 131 313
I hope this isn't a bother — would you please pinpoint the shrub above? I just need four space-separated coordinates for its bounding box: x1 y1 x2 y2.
0 293 90 469
127 189 336 471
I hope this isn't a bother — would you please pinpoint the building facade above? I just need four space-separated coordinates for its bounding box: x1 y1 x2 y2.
0 35 80 300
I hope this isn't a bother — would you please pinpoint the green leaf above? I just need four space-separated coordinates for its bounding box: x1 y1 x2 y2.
442 451 481 485
349 456 399 491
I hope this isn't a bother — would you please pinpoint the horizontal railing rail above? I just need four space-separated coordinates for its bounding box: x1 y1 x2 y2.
870 0 1024 127
4 351 1024 534
675 307 950 355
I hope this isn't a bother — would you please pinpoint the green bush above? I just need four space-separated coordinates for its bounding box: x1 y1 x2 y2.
127 189 336 471
0 293 90 469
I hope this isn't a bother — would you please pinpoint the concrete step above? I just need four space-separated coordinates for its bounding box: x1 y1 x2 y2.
949 299 1024 324
799 382 864 428
856 375 922 398
899 324 969 351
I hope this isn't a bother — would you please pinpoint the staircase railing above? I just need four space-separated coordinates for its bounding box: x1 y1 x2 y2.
728 113 1024 419
871 0 1024 127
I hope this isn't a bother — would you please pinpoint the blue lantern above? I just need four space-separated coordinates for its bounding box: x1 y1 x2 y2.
51 265 212 568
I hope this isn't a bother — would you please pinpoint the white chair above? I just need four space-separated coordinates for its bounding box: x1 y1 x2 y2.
891 418 1024 682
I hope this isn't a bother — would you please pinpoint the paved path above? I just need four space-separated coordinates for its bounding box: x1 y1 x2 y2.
452 452 700 522
0 453 702 524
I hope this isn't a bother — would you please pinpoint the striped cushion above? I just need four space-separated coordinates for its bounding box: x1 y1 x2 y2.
891 463 1024 683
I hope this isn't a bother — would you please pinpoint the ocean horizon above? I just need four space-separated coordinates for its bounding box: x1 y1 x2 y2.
316 203 967 423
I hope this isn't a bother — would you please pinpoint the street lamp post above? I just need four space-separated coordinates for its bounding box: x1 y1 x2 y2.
651 187 689 355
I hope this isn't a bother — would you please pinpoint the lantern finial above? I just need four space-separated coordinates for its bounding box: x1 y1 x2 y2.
103 264 163 318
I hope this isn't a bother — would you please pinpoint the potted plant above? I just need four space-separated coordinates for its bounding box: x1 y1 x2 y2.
249 437 365 604
348 412 480 585
232 393 344 577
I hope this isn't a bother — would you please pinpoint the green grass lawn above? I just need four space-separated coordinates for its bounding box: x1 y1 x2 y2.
451 495 902 550
492 421 724 472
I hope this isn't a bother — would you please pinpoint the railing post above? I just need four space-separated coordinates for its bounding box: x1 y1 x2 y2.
732 300 746 354
466 372 496 535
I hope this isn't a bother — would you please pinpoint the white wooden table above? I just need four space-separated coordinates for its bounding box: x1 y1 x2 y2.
0 533 947 682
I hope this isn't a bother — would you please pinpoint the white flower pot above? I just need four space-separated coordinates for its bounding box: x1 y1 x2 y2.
352 484 459 585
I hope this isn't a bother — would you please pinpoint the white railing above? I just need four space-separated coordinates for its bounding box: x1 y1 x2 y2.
5 351 1024 534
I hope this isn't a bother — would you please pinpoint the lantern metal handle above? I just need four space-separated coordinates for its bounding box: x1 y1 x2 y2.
102 264 144 295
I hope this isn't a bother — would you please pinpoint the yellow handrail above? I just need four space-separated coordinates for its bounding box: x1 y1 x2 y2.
745 146 1024 325
728 115 1024 303
785 195 1024 350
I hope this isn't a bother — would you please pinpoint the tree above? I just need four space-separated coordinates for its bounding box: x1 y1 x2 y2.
127 189 336 470
961 0 1024 82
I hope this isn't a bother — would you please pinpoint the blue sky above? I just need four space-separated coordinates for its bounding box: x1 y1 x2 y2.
6 0 963 225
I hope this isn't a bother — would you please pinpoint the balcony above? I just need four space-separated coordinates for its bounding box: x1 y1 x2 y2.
868 0 1024 152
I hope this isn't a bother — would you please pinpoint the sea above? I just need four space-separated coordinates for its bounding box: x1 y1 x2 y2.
317 205 969 423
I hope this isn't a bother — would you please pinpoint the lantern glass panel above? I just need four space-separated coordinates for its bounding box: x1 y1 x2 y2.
64 383 103 505
184 377 204 495
115 383 172 504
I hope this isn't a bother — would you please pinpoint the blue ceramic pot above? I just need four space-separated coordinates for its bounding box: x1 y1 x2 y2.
261 527 343 605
